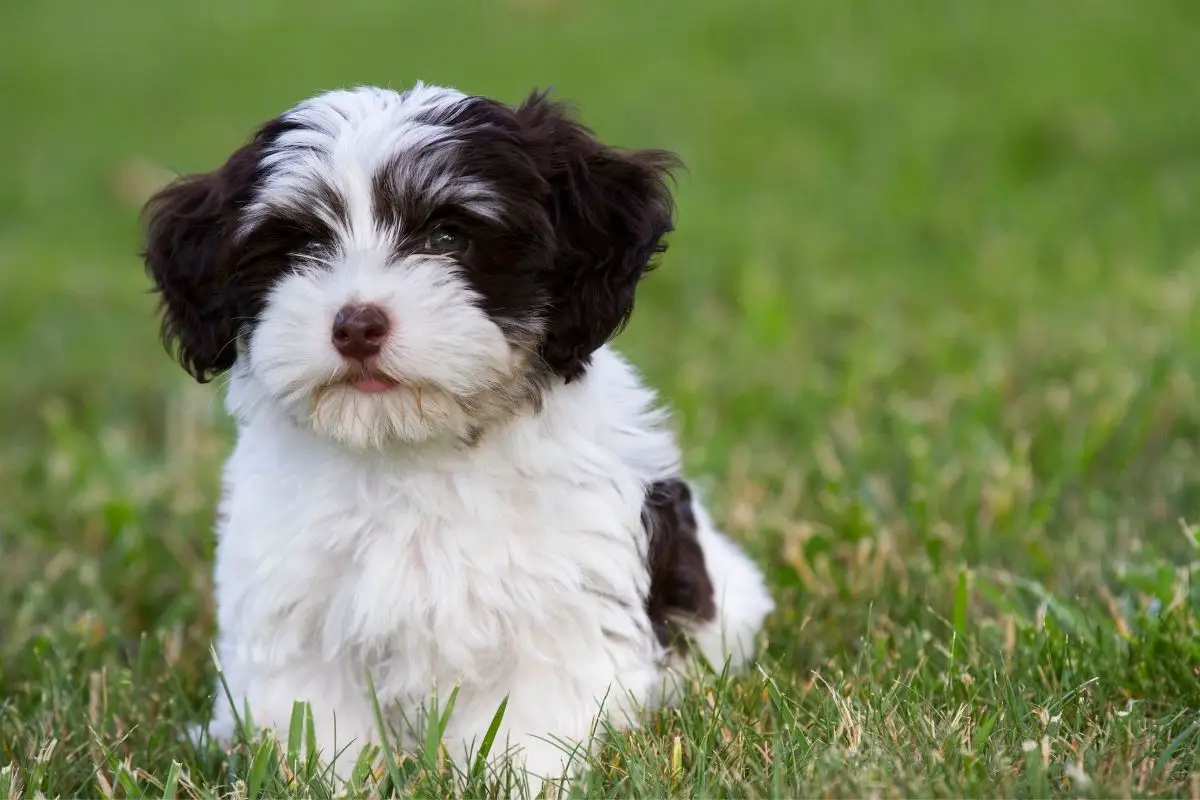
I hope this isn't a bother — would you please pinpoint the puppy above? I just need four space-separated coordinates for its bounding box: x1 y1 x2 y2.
142 82 773 791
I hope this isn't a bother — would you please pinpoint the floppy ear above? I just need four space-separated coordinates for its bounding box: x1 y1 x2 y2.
140 122 280 382
516 92 680 381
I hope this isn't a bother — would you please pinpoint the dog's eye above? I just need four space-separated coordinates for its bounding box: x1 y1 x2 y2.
424 227 469 255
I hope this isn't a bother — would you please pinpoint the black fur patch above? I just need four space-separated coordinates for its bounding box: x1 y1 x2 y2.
141 115 333 382
510 92 679 381
642 478 717 649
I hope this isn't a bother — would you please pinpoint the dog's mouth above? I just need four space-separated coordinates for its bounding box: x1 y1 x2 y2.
312 369 454 437
328 366 402 395
323 368 446 412
347 373 399 394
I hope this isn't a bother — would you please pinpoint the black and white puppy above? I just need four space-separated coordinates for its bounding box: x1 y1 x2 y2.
143 82 773 789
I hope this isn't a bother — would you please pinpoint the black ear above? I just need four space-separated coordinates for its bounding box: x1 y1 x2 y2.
140 122 280 382
516 92 680 381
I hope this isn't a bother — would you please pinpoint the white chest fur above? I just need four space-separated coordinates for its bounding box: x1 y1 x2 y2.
208 348 682 776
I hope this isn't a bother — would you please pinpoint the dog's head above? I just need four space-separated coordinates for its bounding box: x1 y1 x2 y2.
142 84 678 448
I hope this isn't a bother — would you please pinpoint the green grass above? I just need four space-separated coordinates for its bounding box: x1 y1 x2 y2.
2 0 1200 796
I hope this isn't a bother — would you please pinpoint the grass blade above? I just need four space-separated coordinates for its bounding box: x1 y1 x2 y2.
286 700 306 768
366 670 406 796
469 695 509 781
160 761 182 799
424 684 460 771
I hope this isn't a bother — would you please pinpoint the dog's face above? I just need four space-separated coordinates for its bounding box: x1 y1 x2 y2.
143 84 677 448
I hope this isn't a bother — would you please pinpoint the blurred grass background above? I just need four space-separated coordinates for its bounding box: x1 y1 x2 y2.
2 0 1199 796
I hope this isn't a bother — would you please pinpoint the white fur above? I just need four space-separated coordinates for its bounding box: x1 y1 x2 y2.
246 252 519 447
209 347 773 789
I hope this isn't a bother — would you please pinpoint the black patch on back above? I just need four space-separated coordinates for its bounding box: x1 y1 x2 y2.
642 478 716 650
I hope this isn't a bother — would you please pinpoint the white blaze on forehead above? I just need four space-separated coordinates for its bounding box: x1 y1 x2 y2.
242 82 504 247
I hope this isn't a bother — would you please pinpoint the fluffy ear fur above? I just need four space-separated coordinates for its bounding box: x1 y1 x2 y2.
516 92 680 381
141 120 284 382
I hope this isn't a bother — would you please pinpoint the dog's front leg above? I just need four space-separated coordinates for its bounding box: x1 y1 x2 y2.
203 649 378 784
446 650 657 798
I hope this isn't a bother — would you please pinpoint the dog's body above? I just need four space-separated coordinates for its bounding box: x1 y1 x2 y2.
143 83 772 788
213 345 771 782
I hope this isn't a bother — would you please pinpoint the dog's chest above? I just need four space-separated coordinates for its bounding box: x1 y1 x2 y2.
219 433 648 686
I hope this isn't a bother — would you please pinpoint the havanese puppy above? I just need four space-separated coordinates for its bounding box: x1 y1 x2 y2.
142 82 773 792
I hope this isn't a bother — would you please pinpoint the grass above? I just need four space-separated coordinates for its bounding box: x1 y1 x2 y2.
2 0 1199 796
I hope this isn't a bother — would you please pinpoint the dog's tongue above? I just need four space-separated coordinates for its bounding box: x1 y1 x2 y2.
352 377 395 393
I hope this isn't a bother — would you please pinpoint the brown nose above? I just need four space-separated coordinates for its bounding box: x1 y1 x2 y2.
332 304 389 360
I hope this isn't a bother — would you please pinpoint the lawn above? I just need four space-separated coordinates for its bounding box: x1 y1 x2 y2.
2 0 1199 796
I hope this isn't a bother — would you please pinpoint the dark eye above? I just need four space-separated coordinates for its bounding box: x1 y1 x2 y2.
424 226 469 255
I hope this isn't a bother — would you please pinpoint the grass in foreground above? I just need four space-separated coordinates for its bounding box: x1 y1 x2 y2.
2 0 1200 796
